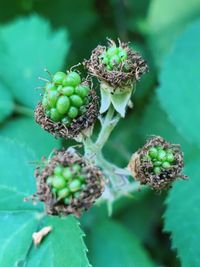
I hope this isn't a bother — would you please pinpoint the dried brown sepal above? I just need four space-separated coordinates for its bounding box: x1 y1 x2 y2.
35 149 105 217
35 89 99 139
83 39 148 89
128 136 187 191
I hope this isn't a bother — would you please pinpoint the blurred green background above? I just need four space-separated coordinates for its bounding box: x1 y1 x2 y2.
0 0 200 266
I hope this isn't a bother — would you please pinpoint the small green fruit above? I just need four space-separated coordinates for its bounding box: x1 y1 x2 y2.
50 108 62 122
68 107 79 119
53 71 67 85
52 176 66 189
61 86 75 96
69 179 81 192
58 188 70 199
56 96 70 114
162 162 171 169
63 167 73 180
70 95 83 108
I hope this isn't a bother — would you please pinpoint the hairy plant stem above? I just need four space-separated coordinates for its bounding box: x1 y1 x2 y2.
83 104 139 204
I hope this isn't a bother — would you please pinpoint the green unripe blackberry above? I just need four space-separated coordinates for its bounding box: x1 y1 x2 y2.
63 167 73 180
84 39 148 90
52 176 66 189
50 108 62 122
48 91 59 108
75 85 89 98
128 136 187 191
68 106 79 119
46 83 57 92
63 72 81 87
69 179 81 192
54 165 63 176
149 147 158 158
56 96 70 114
58 188 70 199
53 72 67 85
70 95 83 108
61 86 74 96
35 149 105 217
35 68 99 139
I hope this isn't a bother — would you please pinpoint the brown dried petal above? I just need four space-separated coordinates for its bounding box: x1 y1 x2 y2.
83 39 148 89
35 90 99 139
35 149 105 217
128 136 187 191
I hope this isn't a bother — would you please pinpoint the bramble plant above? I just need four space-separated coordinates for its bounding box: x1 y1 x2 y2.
1 9 200 266
34 39 186 218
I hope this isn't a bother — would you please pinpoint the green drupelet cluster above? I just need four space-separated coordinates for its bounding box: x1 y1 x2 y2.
99 45 128 71
147 146 175 174
46 163 86 205
42 71 90 126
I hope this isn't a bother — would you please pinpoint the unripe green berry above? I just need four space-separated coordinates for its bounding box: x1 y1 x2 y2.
149 147 158 158
72 164 81 173
70 95 83 108
79 106 87 115
162 161 171 169
154 161 162 166
166 153 174 163
54 165 64 176
68 106 79 119
46 83 56 92
48 91 59 107
157 150 166 161
75 85 89 98
52 176 66 189
63 167 73 180
77 175 86 182
118 50 127 60
64 197 71 205
63 72 81 87
74 191 81 198
61 86 75 96
56 95 70 114
107 46 118 57
53 72 67 85
58 188 70 199
42 96 49 109
69 179 81 192
154 167 161 174
50 108 62 122
46 176 54 186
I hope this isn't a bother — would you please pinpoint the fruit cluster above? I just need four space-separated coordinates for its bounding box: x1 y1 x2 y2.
42 71 90 126
46 163 86 205
147 146 175 174
99 45 127 71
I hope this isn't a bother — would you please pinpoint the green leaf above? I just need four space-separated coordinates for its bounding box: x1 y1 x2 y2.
0 137 38 211
0 138 90 266
147 0 200 66
0 211 39 267
0 15 70 108
26 216 90 267
139 95 200 163
164 157 200 267
0 81 14 123
87 219 155 267
157 20 200 148
0 116 61 158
